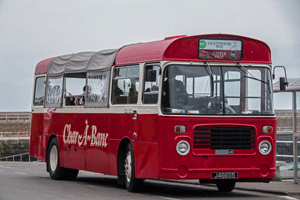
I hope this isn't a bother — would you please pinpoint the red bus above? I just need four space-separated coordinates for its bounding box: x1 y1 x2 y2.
30 34 280 192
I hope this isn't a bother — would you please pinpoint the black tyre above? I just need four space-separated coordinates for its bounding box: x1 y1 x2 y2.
64 168 79 180
47 138 79 180
124 143 143 192
216 180 236 192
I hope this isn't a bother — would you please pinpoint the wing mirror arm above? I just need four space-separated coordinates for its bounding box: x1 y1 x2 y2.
273 66 289 91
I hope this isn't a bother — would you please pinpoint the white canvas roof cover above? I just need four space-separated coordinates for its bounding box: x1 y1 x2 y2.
47 49 119 76
274 78 300 92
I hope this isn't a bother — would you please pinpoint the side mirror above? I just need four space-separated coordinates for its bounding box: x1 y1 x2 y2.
146 69 156 82
279 77 288 91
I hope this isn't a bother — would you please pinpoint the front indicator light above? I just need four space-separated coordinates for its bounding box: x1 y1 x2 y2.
174 125 186 133
262 126 273 134
259 141 272 155
176 141 190 156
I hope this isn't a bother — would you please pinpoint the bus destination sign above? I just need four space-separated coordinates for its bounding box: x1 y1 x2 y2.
199 39 242 60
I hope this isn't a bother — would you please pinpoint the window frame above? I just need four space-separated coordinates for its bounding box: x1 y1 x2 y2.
45 75 64 108
111 65 140 105
161 64 274 116
142 63 161 105
33 75 46 107
85 70 111 108
63 72 87 107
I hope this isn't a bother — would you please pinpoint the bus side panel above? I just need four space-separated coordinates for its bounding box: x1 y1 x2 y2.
108 140 119 175
30 113 44 160
158 117 178 170
61 113 86 170
85 113 110 174
43 112 64 166
109 113 138 176
135 114 158 178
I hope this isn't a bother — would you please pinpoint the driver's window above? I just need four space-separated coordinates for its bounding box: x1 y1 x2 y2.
143 64 161 104
33 76 46 106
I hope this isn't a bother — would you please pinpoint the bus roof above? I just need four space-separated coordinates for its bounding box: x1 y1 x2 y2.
35 34 271 75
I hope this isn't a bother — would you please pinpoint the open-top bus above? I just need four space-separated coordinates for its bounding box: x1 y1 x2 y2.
30 34 284 192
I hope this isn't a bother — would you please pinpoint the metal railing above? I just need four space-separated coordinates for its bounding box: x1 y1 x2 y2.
276 140 300 158
0 112 31 121
0 132 30 138
0 152 38 162
277 127 293 132
275 110 300 117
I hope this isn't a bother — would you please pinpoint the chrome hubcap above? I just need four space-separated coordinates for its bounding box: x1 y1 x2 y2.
49 145 58 172
124 151 132 183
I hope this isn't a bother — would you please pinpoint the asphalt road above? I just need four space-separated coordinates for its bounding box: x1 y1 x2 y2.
0 162 298 200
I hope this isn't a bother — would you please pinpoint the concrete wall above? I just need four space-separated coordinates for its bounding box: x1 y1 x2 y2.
0 138 30 159
0 113 31 158
0 121 30 133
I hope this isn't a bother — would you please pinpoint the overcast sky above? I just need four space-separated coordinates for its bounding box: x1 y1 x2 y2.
0 0 299 111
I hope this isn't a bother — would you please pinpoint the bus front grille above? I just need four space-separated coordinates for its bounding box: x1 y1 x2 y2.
193 125 255 149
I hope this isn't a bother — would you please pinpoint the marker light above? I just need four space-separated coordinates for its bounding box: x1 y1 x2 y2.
262 126 273 134
176 141 190 156
259 141 272 155
174 125 186 133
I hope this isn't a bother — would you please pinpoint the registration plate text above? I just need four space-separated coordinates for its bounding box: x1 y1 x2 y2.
211 172 238 179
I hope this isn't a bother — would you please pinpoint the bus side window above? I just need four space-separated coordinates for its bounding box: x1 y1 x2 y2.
33 76 46 106
45 76 63 107
143 64 161 104
64 73 86 106
112 65 139 104
85 71 110 108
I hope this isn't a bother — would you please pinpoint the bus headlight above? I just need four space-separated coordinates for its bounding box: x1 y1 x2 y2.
176 141 190 156
259 141 272 155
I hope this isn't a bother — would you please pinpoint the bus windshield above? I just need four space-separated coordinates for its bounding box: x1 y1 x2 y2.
162 64 274 115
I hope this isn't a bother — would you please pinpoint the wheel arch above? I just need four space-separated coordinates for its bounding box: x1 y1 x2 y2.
117 137 131 186
46 134 58 172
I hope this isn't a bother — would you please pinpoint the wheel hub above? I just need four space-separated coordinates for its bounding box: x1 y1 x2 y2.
49 145 58 172
124 151 132 183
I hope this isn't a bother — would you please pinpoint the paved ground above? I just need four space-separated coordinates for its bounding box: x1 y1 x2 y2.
0 162 299 200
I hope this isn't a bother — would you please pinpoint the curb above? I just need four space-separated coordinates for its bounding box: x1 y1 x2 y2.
158 179 294 196
234 187 288 196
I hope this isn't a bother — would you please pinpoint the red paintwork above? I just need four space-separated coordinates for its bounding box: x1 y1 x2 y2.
30 34 276 183
30 112 159 178
30 111 276 180
158 116 276 179
35 57 54 75
115 34 271 65
34 34 271 75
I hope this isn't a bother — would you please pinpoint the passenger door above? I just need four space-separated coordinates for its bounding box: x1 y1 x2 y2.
62 73 86 170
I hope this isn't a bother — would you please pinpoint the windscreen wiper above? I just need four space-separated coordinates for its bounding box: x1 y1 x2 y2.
237 63 268 84
243 75 269 84
205 62 213 79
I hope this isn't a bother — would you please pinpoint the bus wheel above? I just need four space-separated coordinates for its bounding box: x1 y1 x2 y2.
216 180 236 192
124 143 142 192
47 138 78 180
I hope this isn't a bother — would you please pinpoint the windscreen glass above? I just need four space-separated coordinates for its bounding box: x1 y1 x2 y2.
162 65 274 115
